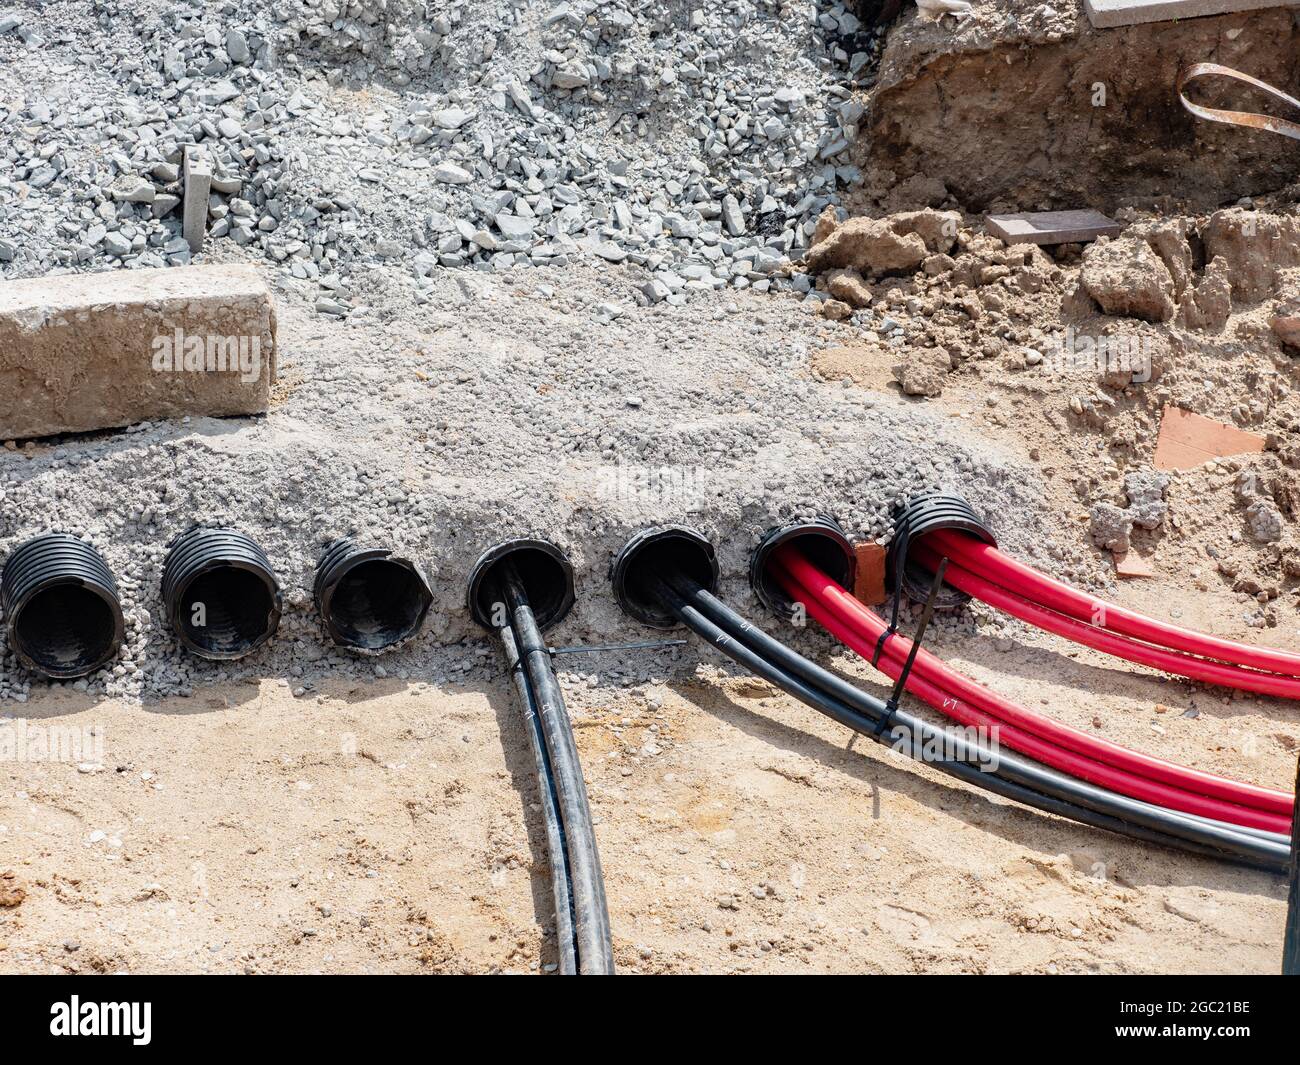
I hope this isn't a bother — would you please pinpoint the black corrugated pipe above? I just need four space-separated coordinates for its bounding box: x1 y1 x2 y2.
1 534 124 679
468 538 575 632
886 491 997 610
161 527 282 660
314 539 432 652
750 516 856 619
611 525 718 628
610 534 1288 870
470 539 614 975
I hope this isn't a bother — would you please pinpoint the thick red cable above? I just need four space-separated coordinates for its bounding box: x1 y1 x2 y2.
926 529 1300 679
772 549 1294 828
774 558 1290 832
911 542 1300 702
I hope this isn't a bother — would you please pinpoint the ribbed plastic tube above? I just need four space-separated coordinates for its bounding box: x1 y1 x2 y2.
314 539 431 652
1 533 124 679
749 516 856 619
610 525 718 629
161 527 282 660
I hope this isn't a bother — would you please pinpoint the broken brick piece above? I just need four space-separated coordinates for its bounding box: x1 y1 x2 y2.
1153 406 1267 471
1270 315 1300 348
853 542 887 606
1114 551 1157 578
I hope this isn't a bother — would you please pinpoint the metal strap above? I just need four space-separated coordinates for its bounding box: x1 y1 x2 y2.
1178 63 1300 142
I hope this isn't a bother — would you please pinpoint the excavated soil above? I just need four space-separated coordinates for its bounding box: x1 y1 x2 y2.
0 607 1292 975
865 1 1300 212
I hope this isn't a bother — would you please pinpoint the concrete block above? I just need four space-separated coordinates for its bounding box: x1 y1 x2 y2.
1084 0 1297 29
986 210 1122 245
183 147 213 254
0 265 277 440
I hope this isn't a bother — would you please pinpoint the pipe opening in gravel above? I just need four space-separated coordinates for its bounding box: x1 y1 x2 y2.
179 567 279 658
616 530 717 629
471 544 574 632
753 526 855 618
13 583 118 678
788 535 851 589
326 558 429 650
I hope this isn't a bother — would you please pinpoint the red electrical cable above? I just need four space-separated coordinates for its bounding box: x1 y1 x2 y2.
926 529 1300 680
910 542 1300 702
772 548 1294 829
774 557 1290 832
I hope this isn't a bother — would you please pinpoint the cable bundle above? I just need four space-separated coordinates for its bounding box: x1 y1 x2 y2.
774 546 1294 833
488 560 614 975
637 567 1290 871
916 529 1300 699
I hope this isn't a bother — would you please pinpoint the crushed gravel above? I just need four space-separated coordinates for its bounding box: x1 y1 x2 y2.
0 255 1042 702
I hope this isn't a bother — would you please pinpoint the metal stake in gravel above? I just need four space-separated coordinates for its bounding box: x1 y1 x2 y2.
161 527 282 660
0 533 124 679
313 539 432 652
1285 755 1300 975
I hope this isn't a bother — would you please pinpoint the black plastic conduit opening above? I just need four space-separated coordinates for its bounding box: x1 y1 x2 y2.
611 525 719 629
161 527 282 660
468 538 574 631
314 539 432 652
615 561 1290 870
750 517 856 619
886 491 997 610
1 534 125 679
470 539 614 975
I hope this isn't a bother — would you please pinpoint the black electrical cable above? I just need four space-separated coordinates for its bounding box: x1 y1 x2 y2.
661 571 1289 864
500 561 615 975
493 604 578 975
664 571 1290 849
646 572 1289 870
649 574 1267 866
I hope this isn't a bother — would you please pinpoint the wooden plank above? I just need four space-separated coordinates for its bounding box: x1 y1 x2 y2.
985 209 1121 246
1084 0 1297 30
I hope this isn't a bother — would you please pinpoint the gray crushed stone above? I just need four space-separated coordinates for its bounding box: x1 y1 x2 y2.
0 2 1053 704
0 259 1047 702
0 0 884 309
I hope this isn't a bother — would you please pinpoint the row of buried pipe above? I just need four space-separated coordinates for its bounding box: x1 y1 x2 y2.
0 519 870 681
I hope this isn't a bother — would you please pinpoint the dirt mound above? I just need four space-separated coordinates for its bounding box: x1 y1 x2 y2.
1080 209 1300 327
865 3 1300 211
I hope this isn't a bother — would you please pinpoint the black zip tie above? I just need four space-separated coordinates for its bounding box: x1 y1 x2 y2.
870 627 891 669
872 526 909 667
874 557 948 738
548 639 688 657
